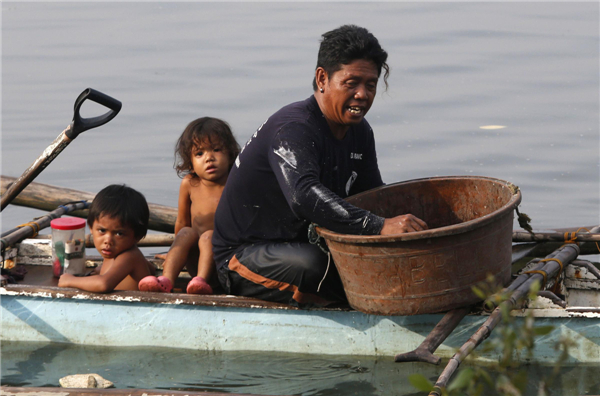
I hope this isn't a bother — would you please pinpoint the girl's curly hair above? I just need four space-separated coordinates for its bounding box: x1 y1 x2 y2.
174 117 240 178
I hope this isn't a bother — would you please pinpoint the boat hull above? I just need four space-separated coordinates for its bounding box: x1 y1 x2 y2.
2 286 599 364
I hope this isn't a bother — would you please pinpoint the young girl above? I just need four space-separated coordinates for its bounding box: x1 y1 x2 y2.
139 117 240 294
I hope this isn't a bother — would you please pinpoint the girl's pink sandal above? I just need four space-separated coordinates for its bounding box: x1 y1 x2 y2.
138 276 172 293
186 276 213 295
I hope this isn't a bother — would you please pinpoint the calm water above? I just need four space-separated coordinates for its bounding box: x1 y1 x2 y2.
2 341 600 396
2 2 598 233
1 3 599 394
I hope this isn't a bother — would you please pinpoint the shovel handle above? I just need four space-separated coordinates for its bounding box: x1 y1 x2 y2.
1 89 121 212
66 88 122 139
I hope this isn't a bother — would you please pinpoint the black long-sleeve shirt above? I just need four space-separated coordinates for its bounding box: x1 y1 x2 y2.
212 95 385 268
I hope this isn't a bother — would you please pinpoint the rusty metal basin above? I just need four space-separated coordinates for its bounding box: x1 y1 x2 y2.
316 176 522 316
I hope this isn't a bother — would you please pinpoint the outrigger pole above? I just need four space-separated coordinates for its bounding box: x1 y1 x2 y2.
1 201 89 256
428 243 581 396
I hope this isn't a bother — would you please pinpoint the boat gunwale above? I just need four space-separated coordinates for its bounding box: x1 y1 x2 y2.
0 283 319 310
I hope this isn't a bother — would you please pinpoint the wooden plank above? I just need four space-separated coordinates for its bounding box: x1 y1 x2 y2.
31 233 175 247
14 238 166 269
1 175 177 233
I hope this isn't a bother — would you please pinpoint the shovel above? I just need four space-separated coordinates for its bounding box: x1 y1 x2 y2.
1 88 121 211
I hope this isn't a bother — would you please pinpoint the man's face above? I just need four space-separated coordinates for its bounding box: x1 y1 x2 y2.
318 59 379 135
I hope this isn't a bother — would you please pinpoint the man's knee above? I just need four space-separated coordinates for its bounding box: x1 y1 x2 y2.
267 242 329 283
296 246 327 272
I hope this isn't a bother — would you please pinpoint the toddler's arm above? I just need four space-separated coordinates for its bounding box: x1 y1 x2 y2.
58 251 137 293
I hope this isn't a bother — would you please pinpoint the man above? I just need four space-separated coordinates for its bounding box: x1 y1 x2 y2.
212 25 427 307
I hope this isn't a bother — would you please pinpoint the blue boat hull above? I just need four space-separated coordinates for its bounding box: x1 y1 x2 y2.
2 286 599 364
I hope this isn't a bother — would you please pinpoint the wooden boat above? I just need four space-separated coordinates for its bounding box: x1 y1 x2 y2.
2 235 599 365
2 176 600 366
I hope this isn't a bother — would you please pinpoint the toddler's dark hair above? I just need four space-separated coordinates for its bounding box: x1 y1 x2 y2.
87 184 149 239
174 117 240 178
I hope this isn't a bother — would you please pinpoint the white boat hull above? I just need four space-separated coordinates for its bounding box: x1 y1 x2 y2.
2 286 599 364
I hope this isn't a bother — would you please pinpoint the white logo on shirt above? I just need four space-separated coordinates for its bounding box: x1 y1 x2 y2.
351 153 363 160
345 171 358 195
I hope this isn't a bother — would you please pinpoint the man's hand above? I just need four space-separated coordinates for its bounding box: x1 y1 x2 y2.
380 214 428 235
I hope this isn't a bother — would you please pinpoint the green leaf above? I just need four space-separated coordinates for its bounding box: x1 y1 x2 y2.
479 369 493 386
529 280 541 297
447 368 474 392
500 303 512 321
511 369 529 392
534 326 554 336
408 374 433 392
472 286 487 300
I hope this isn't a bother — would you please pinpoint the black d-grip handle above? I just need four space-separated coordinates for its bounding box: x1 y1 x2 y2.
66 88 122 139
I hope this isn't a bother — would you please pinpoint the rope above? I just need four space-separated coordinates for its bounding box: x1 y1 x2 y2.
523 270 548 286
538 257 564 272
4 201 88 247
14 221 40 237
309 223 332 292
576 227 600 253
308 223 330 254
515 206 533 234
60 200 89 207
523 253 566 293
317 252 331 292
508 183 534 234
563 232 578 244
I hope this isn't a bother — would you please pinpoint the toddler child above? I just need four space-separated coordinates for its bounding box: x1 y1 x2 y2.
58 184 154 292
139 117 240 294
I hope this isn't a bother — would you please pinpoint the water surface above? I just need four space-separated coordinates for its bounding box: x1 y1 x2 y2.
2 341 599 396
1 4 599 393
3 2 598 234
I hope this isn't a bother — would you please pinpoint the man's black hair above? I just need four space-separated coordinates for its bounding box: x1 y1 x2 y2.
87 184 149 239
312 25 390 91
